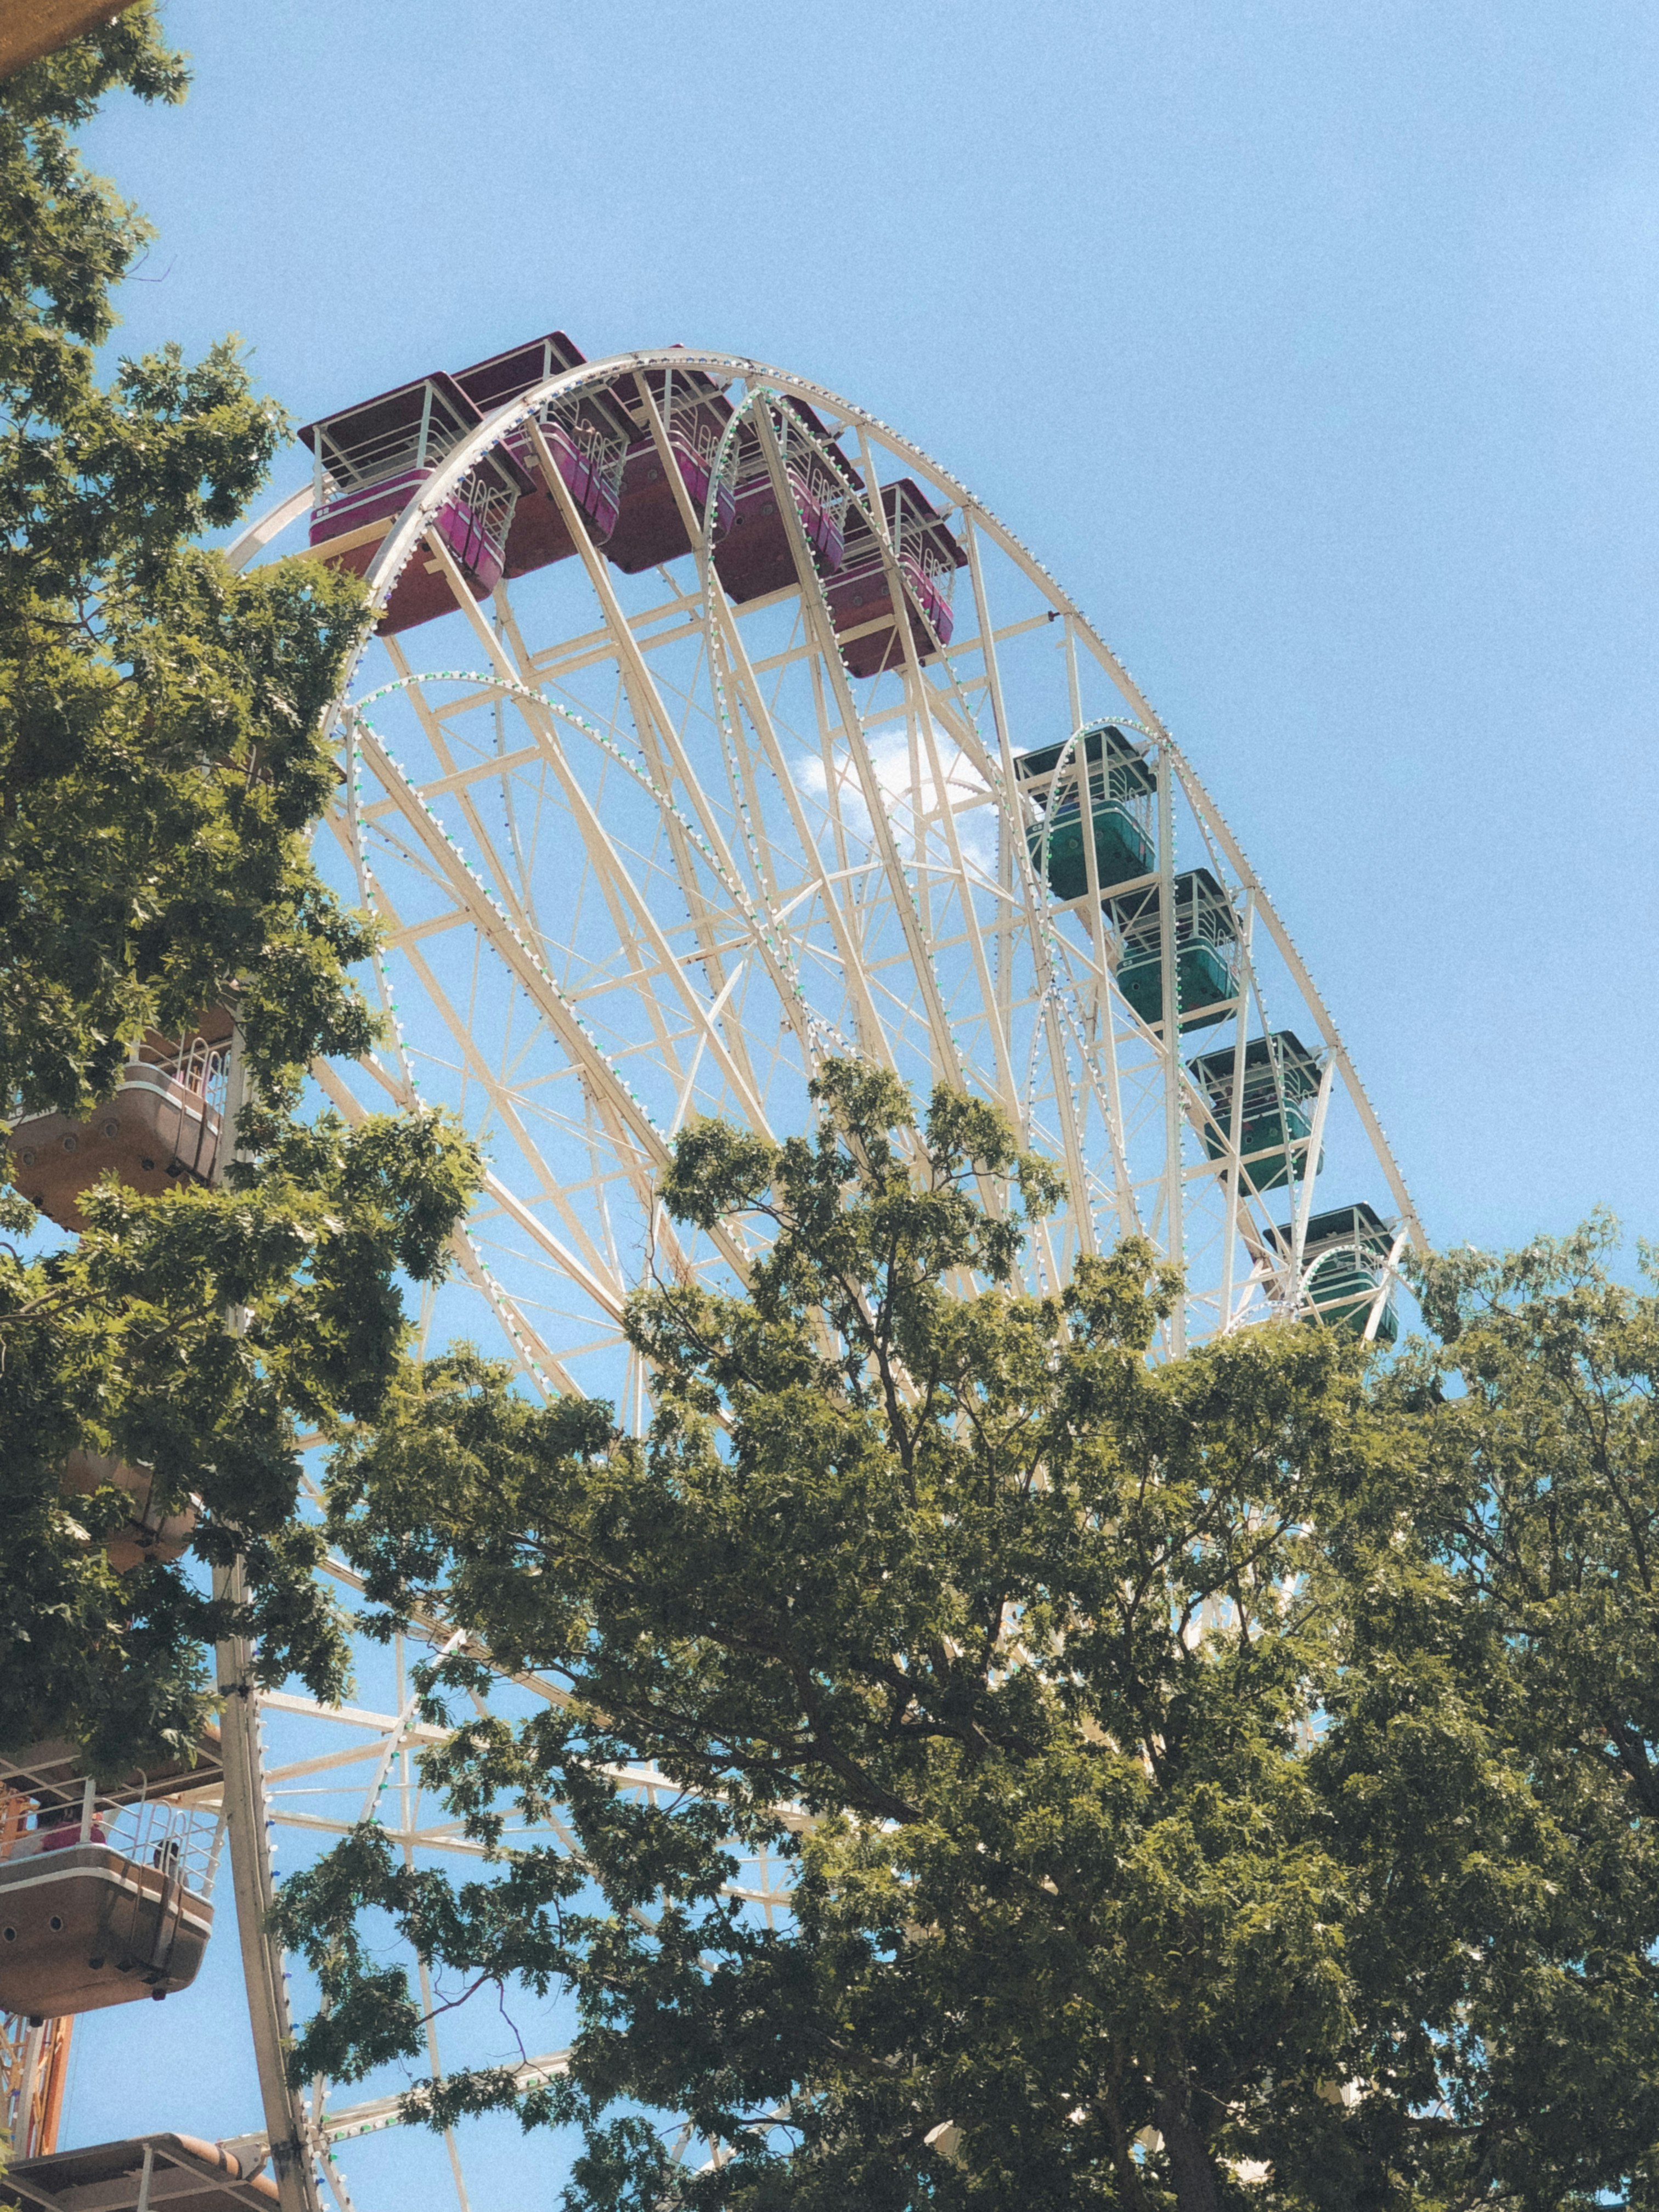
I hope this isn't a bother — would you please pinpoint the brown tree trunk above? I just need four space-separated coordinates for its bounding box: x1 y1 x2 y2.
1156 2079 1223 2212
1099 2083 1156 2212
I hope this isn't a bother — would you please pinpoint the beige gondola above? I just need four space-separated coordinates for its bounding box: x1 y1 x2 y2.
7 1008 233 1232
3 2132 279 2212
59 1450 198 1572
0 1736 223 2021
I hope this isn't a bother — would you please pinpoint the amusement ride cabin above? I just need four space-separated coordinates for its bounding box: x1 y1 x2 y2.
826 477 967 675
452 330 635 575
1186 1029 1325 1193
58 1451 198 1575
7 1010 233 1232
1262 1199 1401 1344
712 397 858 603
294 336 978 688
603 359 738 573
297 373 532 633
4 2134 280 2212
0 1736 224 2023
1015 723 1156 903
1104 866 1242 1035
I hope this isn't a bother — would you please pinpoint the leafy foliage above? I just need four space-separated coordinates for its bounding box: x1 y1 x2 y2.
0 12 481 1768
0 6 376 1115
0 1107 478 1770
271 1064 1659 2212
1348 1216 1659 2207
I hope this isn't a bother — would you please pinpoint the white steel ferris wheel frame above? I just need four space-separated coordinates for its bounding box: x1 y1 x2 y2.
198 346 1424 2212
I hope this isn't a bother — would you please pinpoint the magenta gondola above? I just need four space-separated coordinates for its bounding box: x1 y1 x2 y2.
827 477 966 676
452 331 634 577
298 373 532 633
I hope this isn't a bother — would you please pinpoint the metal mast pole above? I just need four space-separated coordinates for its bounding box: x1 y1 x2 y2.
211 1026 323 2212
1156 746 1187 1356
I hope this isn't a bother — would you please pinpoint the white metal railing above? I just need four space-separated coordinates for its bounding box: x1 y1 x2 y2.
311 382 473 495
315 420 428 492
454 465 518 557
733 411 848 514
834 488 958 617
527 400 629 511
137 1035 228 1110
117 1036 227 1181
1 1777 224 1898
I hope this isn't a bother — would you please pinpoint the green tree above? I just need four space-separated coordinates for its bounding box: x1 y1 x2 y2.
0 7 371 1114
1336 1218 1659 2208
273 1066 1659 2212
0 10 479 1769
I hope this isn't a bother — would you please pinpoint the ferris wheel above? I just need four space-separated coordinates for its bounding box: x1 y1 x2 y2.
1 341 1418 2212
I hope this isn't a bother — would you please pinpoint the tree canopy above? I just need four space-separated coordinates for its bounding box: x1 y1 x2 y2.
0 6 372 1116
0 8 479 1771
275 1065 1659 2212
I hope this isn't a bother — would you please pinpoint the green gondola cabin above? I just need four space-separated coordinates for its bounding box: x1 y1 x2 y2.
1105 867 1239 1034
1187 1029 1324 1190
1015 724 1155 904
1267 1200 1400 1344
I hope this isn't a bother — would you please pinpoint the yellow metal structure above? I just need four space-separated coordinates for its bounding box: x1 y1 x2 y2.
1 2010 72 2162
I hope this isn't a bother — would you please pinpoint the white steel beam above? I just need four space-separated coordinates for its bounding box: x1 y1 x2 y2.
749 394 961 1083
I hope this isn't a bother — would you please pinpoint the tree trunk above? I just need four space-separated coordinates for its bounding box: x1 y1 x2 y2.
1156 2079 1223 2212
1099 2083 1156 2212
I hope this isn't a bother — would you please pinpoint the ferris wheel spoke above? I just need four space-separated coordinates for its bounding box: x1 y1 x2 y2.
484 703 754 1116
308 1053 586 1393
363 892 627 1296
483 585 778 1122
471 653 828 1110
891 663 1019 1115
520 422 747 885
514 412 820 1107
708 608 890 1059
958 510 1125 1222
347 715 672 1171
380 643 536 946
748 396 963 1085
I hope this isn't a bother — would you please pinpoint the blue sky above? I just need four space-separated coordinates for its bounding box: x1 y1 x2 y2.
60 0 1658 2188
80 0 1659 1261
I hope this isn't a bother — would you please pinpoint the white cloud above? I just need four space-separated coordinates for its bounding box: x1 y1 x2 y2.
793 718 998 883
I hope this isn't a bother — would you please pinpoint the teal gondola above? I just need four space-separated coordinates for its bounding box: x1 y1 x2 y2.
1015 725 1155 903
1187 1029 1324 1190
1106 867 1239 1034
1268 1201 1400 1345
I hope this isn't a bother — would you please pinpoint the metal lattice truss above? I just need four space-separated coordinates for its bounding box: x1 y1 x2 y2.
232 348 1417 1403
214 1549 796 2212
